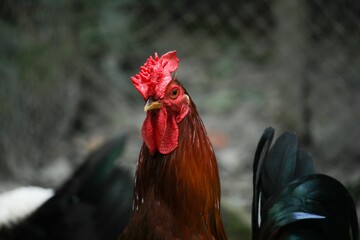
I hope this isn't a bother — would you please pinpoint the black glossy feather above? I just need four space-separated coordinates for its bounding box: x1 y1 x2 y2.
261 132 298 201
0 134 133 240
294 149 314 178
252 127 275 239
252 128 359 240
261 174 358 240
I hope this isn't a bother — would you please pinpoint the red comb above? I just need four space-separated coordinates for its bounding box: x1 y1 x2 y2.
131 50 179 100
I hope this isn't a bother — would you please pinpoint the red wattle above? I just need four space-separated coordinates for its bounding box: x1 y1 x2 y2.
142 108 178 155
142 113 157 155
158 109 178 154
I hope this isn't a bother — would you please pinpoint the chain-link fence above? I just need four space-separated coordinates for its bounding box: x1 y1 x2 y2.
1 0 360 238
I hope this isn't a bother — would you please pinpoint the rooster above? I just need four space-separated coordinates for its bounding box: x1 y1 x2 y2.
119 51 227 239
0 134 133 240
252 127 359 240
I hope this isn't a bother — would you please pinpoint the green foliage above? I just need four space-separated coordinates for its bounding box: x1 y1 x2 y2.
222 205 252 240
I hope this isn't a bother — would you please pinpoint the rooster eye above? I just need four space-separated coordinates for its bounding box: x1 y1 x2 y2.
169 88 179 99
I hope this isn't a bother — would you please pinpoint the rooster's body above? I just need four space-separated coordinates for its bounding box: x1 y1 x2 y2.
120 51 226 239
0 134 133 240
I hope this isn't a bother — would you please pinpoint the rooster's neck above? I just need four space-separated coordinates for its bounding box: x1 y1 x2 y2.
129 100 227 239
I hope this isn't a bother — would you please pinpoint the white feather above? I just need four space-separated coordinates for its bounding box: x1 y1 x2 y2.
0 186 54 227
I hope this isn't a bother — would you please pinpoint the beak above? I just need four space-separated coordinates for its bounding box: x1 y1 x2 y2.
144 98 163 112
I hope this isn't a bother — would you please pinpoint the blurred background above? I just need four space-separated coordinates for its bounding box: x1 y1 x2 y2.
1 0 360 239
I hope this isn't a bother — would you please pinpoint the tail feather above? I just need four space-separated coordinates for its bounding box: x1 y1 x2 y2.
262 174 358 240
261 132 298 201
295 149 314 178
252 128 359 240
252 127 275 239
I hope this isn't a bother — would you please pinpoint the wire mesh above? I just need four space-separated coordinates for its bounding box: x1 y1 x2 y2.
0 0 360 238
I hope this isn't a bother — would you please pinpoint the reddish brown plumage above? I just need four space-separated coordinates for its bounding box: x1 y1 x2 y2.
119 91 227 239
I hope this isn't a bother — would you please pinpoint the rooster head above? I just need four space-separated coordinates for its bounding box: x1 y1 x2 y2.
131 51 190 155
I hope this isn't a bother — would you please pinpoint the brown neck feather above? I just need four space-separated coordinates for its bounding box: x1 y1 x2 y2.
131 98 227 239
